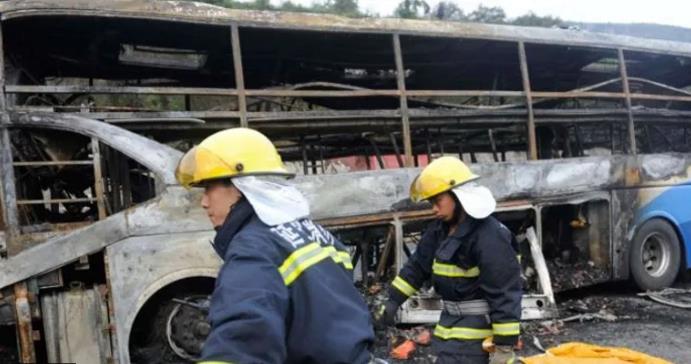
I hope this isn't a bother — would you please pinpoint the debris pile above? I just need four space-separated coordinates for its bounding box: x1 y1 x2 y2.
546 260 609 291
375 326 434 362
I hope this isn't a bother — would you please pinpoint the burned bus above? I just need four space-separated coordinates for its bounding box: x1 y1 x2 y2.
1 1 691 363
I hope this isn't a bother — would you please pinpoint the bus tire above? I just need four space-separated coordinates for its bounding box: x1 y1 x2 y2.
630 218 681 291
130 279 214 364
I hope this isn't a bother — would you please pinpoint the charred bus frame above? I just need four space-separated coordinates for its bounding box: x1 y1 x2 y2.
1 1 691 363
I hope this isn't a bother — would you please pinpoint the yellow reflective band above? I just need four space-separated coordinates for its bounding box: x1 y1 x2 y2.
279 243 320 275
279 243 353 286
434 324 492 340
324 246 353 270
338 252 353 269
432 260 480 278
392 276 418 297
492 322 521 336
280 243 330 285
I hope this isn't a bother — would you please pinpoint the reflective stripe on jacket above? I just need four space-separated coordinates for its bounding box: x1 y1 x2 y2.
388 216 522 346
201 199 374 363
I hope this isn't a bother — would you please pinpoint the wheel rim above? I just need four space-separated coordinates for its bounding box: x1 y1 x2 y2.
640 232 672 278
165 296 210 361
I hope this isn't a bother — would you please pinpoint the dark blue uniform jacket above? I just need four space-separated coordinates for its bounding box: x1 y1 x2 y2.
201 199 374 363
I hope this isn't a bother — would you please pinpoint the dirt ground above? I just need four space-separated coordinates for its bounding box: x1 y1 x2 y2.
374 282 691 363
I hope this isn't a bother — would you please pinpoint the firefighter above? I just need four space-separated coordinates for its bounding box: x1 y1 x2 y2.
175 128 375 363
374 156 522 364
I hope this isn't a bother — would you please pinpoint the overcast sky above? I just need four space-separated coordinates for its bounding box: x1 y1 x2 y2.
279 0 691 28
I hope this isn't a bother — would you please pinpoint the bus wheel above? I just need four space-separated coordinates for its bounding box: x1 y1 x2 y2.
130 279 214 364
630 219 681 291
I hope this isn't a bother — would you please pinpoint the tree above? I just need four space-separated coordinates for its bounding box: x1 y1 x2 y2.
468 5 506 24
191 0 563 29
512 12 563 28
276 1 311 12
193 0 365 17
193 0 274 10
313 0 364 17
394 0 430 19
254 0 271 9
329 0 361 17
429 1 465 21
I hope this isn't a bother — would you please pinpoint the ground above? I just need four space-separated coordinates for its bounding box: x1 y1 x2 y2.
374 282 691 363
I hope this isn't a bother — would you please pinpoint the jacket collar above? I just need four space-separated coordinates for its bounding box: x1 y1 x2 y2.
445 216 479 239
436 217 479 260
211 198 255 258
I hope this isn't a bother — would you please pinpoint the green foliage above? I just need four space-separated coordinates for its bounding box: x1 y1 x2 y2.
194 0 274 10
314 0 362 17
430 1 465 21
193 0 367 17
467 5 506 24
512 12 563 28
187 0 565 28
393 0 430 19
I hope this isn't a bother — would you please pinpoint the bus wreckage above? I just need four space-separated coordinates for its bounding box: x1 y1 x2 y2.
1 1 691 363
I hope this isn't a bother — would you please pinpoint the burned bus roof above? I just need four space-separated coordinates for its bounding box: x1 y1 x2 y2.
2 0 691 58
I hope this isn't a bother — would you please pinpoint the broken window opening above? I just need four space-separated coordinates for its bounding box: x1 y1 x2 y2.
635 124 691 154
539 200 611 292
8 128 157 245
119 44 208 71
625 51 691 112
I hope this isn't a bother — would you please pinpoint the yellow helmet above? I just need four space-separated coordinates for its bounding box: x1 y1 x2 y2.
175 128 291 188
410 156 479 202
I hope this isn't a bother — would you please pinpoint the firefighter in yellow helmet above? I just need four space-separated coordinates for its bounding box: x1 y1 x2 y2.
176 128 375 363
375 156 522 364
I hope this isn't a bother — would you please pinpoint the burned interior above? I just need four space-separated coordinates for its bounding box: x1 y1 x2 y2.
2 2 691 363
3 5 691 259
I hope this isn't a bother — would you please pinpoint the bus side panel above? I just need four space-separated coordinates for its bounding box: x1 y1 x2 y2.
636 184 691 268
612 188 640 280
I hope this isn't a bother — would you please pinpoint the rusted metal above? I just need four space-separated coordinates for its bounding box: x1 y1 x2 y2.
230 24 248 128
393 33 413 167
14 282 37 363
40 285 113 363
0 127 19 248
618 48 637 154
0 22 5 111
629 77 691 96
13 160 93 166
103 254 119 364
320 210 434 230
92 137 107 220
9 112 181 185
389 132 405 168
0 22 16 257
360 240 370 287
16 197 97 205
5 85 237 95
526 228 555 305
375 226 395 280
366 134 385 169
487 129 499 162
518 41 537 160
24 85 687 100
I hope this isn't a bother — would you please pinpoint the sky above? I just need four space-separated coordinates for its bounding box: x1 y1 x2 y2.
279 0 691 29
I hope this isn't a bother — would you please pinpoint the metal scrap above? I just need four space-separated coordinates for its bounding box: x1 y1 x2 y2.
561 310 619 323
639 288 691 309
